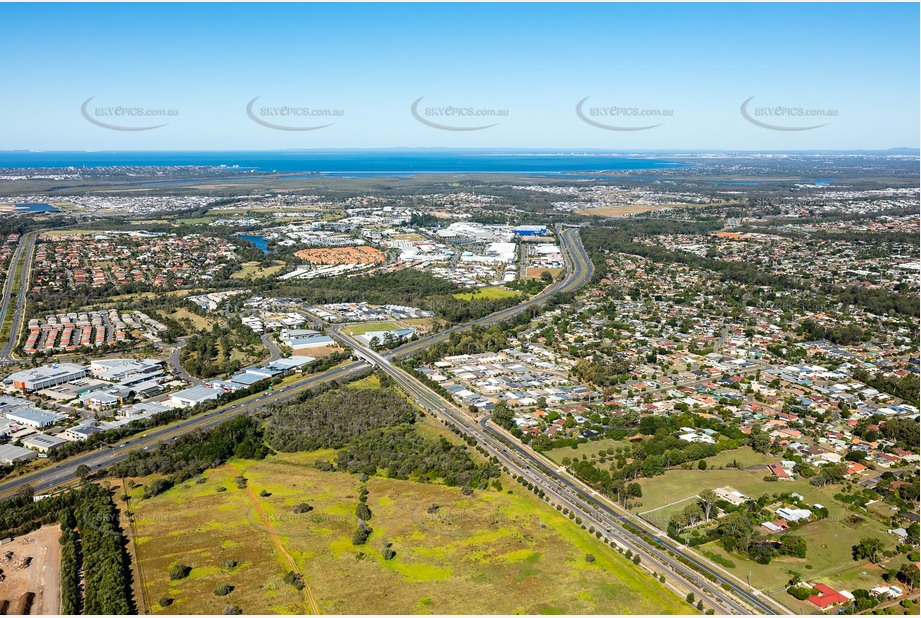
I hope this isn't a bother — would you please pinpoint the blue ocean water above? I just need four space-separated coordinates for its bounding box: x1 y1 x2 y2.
0 150 684 175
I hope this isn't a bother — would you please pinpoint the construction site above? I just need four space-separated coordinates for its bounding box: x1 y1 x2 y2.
0 526 61 615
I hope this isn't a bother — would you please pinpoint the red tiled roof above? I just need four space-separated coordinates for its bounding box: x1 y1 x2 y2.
808 584 847 608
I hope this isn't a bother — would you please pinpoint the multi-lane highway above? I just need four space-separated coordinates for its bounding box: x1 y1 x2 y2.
0 231 38 361
0 226 592 500
329 324 787 616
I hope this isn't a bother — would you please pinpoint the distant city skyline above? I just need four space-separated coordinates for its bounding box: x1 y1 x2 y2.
0 3 917 151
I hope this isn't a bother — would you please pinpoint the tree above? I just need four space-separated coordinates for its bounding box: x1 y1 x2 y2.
17 484 35 501
169 564 192 580
75 464 91 482
749 425 772 454
682 503 704 528
897 563 919 592
698 460 707 470
698 489 718 522
355 502 372 522
852 538 885 564
779 535 807 559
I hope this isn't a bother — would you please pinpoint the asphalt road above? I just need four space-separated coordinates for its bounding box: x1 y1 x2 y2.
0 231 38 361
0 227 592 501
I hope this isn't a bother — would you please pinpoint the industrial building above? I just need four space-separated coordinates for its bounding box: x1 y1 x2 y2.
21 433 68 453
6 363 87 391
0 444 38 465
513 225 549 236
4 408 65 429
170 385 222 408
89 358 163 382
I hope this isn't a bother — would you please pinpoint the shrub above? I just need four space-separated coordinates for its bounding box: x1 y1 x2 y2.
283 571 305 590
787 586 817 601
159 598 173 608
352 524 372 545
214 584 233 596
293 503 314 514
585 553 596 563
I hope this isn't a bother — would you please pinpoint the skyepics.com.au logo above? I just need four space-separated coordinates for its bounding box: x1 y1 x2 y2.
245 506 353 538
410 505 500 538
740 96 837 131
246 97 343 131
576 96 672 131
81 96 178 131
411 97 508 131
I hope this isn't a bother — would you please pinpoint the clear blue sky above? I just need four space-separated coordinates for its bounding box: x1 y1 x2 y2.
0 2 917 150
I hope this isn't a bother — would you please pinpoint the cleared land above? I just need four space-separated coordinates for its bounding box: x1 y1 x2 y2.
294 246 384 266
525 267 562 279
0 525 62 615
452 286 520 301
128 451 691 615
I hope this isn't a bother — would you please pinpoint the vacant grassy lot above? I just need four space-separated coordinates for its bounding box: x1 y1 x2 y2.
452 286 520 301
342 322 402 335
161 307 213 331
543 438 632 466
130 450 691 615
231 260 286 280
629 456 896 609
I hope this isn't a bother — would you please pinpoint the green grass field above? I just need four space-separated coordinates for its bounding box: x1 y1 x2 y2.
627 451 898 610
543 439 633 465
342 322 402 335
452 286 521 301
128 451 691 614
230 260 286 280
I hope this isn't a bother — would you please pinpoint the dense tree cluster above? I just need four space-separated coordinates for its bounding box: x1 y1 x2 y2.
180 319 264 378
334 425 500 488
409 324 512 365
570 357 633 387
268 388 416 452
798 319 870 346
112 416 269 483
